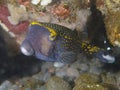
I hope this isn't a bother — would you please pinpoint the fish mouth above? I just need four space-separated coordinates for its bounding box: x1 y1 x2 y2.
101 54 115 63
20 40 34 56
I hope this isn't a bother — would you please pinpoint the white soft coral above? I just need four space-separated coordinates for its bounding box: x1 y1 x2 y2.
40 0 52 6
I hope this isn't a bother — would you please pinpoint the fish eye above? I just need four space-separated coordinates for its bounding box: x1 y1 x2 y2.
104 40 107 44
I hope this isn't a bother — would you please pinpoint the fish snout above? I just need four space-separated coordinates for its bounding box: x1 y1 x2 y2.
95 50 115 63
20 40 34 56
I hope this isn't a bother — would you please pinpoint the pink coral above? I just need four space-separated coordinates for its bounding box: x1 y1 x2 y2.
51 4 70 19
18 0 30 6
0 5 29 34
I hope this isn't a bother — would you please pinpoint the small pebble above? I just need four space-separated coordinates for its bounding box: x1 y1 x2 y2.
48 67 55 73
42 72 52 82
55 66 68 78
41 62 53 73
46 76 72 90
89 66 102 75
79 63 89 72
66 67 79 78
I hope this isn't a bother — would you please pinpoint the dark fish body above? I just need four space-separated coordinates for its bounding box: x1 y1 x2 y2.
20 22 115 63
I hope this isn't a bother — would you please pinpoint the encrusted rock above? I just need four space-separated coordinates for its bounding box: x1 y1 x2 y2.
46 76 72 90
16 77 42 90
73 73 118 90
105 12 120 47
7 4 28 25
101 73 117 85
66 67 79 78
75 9 91 32
105 0 120 13
75 73 101 85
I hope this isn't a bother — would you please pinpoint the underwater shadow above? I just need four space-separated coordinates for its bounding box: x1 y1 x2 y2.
0 54 42 83
0 25 42 83
102 56 120 73
87 0 111 48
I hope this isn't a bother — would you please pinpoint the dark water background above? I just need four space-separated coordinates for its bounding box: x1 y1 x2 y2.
0 25 43 83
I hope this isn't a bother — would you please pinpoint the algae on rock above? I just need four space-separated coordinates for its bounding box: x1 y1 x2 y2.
105 12 120 47
73 73 118 90
46 76 72 90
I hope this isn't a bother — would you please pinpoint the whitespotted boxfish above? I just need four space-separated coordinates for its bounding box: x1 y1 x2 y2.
20 22 115 63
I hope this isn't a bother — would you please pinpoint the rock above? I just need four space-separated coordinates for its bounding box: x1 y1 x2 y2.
73 83 110 90
55 66 67 78
41 62 54 73
32 72 52 82
46 76 72 90
73 73 118 90
89 66 102 75
73 73 102 90
116 73 120 89
75 73 101 85
105 0 120 13
79 63 89 72
16 77 42 90
42 72 52 82
29 12 51 23
38 85 46 90
76 9 91 32
66 67 79 78
105 12 120 47
69 60 81 69
10 85 20 90
7 4 28 25
89 59 103 75
0 81 12 90
101 73 117 85
0 5 29 34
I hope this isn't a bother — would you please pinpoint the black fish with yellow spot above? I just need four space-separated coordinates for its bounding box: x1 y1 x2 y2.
20 22 115 63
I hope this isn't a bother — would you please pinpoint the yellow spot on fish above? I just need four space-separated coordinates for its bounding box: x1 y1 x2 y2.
64 36 68 38
31 22 43 26
46 27 57 41
89 46 100 53
81 42 100 54
65 36 70 39
82 42 87 48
